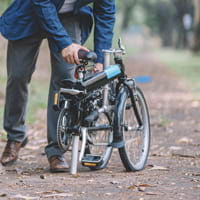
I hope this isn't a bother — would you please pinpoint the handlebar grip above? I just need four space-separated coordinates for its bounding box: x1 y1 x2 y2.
78 50 97 62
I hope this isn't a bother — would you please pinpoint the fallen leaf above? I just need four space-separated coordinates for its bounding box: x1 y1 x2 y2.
145 192 159 195
148 165 169 171
172 153 197 158
11 194 39 200
37 190 65 195
128 183 154 190
0 193 7 197
128 185 137 190
138 184 153 187
169 146 182 151
44 193 73 198
105 193 112 196
176 137 193 145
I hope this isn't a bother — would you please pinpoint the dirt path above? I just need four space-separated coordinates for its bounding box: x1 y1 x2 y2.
0 52 200 200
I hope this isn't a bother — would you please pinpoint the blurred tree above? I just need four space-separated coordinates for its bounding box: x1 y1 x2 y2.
138 0 193 48
141 0 176 47
193 0 200 51
121 0 138 30
173 0 193 49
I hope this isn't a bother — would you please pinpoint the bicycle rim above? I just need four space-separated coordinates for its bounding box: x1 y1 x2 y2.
119 87 151 171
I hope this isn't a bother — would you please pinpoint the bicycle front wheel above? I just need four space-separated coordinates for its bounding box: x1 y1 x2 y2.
118 86 151 171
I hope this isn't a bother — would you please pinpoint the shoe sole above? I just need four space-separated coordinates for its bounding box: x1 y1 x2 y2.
50 168 69 173
1 158 17 166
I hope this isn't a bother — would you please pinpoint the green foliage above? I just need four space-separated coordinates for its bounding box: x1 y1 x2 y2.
0 0 11 14
157 49 200 97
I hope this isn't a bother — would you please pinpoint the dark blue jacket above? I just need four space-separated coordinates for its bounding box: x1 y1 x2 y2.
0 0 115 63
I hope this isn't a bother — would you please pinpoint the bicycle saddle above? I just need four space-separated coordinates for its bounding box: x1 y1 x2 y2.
78 50 97 62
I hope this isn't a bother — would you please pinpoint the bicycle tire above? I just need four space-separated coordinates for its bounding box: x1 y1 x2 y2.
85 112 113 170
117 86 151 171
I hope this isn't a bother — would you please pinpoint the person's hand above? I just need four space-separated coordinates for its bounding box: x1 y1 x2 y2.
93 63 103 72
61 43 89 65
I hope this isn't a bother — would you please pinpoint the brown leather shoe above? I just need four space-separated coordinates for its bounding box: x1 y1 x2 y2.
0 138 28 166
48 156 69 173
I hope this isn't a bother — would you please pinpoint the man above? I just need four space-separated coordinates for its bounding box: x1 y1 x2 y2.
0 0 115 172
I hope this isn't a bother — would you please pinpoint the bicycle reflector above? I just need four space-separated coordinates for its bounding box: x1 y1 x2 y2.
53 92 59 111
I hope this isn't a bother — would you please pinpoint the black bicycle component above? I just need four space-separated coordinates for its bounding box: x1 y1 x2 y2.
87 124 112 132
124 80 143 127
78 50 97 62
112 86 126 148
83 109 99 126
114 56 125 74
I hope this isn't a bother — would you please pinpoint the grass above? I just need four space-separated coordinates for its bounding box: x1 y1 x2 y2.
0 0 11 14
156 48 200 98
27 80 49 124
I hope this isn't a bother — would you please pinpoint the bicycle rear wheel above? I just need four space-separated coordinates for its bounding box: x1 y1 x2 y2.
57 109 73 152
118 86 150 171
84 112 113 170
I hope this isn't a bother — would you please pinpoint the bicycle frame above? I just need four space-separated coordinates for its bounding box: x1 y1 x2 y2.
56 41 145 174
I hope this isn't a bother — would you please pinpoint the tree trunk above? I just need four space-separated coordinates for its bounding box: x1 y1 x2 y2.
193 0 200 51
121 0 137 31
173 0 192 49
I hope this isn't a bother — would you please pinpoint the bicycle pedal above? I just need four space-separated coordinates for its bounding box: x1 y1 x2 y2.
81 154 103 167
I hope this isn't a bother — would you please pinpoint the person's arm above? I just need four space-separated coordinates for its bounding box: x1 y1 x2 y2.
93 0 116 64
32 0 72 51
32 0 88 64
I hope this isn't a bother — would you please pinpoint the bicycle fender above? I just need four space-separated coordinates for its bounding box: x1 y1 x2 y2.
112 87 127 148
